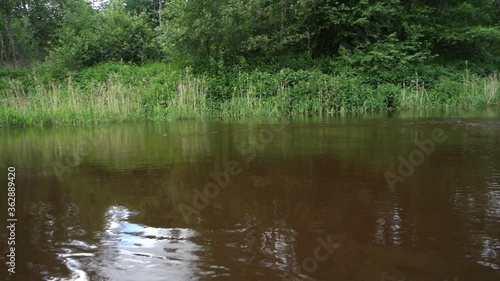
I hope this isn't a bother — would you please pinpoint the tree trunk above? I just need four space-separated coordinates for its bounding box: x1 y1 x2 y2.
0 32 5 64
6 16 17 65
280 0 285 45
159 0 162 26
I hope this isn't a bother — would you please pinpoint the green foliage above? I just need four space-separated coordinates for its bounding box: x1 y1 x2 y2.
45 0 159 76
430 1 500 66
1 0 499 127
155 0 498 81
0 67 29 90
0 0 66 65
1 63 499 127
159 0 321 66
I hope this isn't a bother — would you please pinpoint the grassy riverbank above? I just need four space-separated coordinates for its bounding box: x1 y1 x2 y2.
0 62 498 128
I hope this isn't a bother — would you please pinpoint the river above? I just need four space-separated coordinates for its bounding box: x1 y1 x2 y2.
1 109 499 281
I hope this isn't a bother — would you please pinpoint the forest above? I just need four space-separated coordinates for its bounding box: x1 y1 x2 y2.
0 0 499 126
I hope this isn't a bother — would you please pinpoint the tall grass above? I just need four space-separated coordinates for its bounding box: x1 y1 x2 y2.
164 69 208 120
0 63 498 128
400 72 499 109
0 75 144 127
219 73 290 118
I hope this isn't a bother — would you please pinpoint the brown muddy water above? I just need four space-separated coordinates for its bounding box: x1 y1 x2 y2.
0 110 499 281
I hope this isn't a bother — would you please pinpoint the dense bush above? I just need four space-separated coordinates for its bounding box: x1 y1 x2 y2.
1 61 498 127
44 0 160 78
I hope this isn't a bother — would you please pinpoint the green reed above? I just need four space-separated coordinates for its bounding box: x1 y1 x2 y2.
0 63 498 128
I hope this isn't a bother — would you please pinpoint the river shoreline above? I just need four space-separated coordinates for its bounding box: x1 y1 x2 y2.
1 63 498 128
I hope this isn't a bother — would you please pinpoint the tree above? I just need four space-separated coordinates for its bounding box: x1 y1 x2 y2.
158 0 322 65
0 0 66 65
46 0 158 75
0 0 21 64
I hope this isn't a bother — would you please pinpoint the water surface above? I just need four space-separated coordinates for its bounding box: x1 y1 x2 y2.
1 110 499 281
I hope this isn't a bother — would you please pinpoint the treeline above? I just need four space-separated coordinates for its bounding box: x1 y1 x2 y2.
1 0 499 127
1 0 499 75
